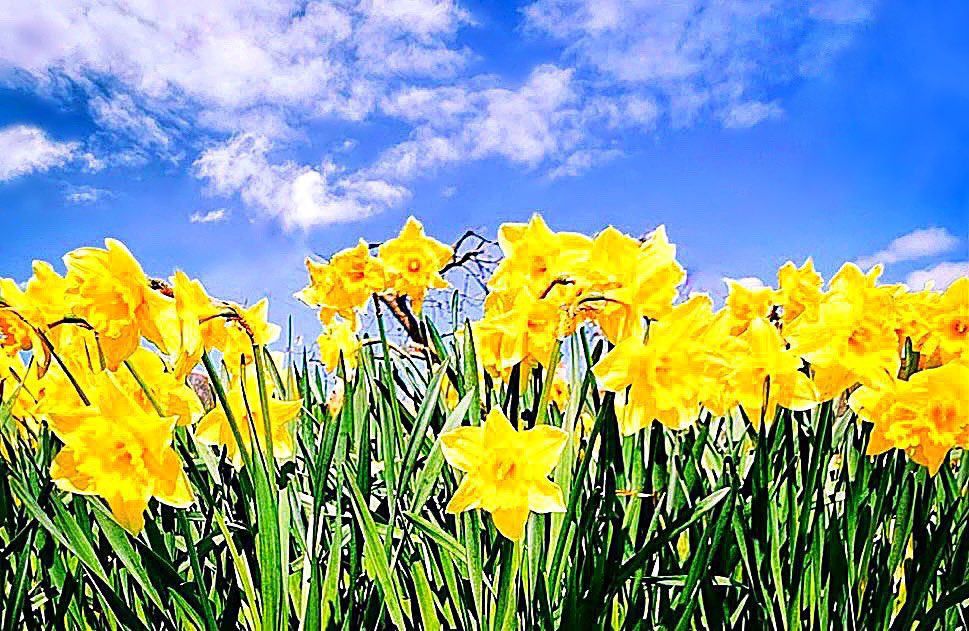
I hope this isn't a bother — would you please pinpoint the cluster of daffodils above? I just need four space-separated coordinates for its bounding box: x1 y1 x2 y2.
0 240 300 532
294 214 967 539
295 217 453 373
2 215 966 542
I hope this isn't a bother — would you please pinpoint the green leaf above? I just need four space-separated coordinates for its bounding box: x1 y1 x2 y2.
344 469 407 629
406 513 469 575
410 391 474 514
91 501 167 611
1 526 36 631
411 560 442 631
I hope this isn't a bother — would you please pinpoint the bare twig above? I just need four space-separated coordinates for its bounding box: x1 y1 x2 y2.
540 277 575 300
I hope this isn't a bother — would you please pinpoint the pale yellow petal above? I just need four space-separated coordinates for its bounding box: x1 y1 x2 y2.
528 479 566 513
106 494 149 534
483 408 517 448
491 505 529 541
523 425 568 476
445 476 481 514
440 426 484 472
195 409 226 446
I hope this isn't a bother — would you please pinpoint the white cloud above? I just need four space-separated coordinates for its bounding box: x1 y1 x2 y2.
189 208 230 224
856 227 960 268
546 148 623 180
194 133 407 230
522 0 874 127
906 261 969 290
89 94 180 158
335 138 358 153
728 277 769 290
0 1 470 141
441 185 457 198
64 184 109 204
0 125 78 181
0 0 874 230
370 65 581 182
722 101 782 129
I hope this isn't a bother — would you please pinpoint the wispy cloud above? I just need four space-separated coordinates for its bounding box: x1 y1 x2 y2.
906 261 969 290
546 148 623 180
189 208 231 224
64 184 110 204
0 1 874 228
371 65 582 180
0 1 470 142
728 277 769 290
856 227 960 268
0 125 78 182
521 0 874 127
193 134 406 230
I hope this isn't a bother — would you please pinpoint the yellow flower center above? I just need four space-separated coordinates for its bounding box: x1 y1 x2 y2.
654 357 675 389
530 256 548 278
950 318 967 338
407 258 421 273
928 403 955 428
492 459 517 482
847 326 872 352
111 440 135 467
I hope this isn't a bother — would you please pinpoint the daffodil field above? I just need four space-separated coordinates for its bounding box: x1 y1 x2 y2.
1 215 967 630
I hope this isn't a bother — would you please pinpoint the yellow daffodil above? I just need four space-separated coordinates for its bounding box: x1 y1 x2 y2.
0 260 75 377
23 261 71 322
317 317 360 373
63 239 174 371
728 317 818 426
849 360 969 474
931 277 968 363
46 371 192 533
296 239 385 325
196 365 301 468
777 258 823 324
489 213 591 297
221 299 281 372
0 304 38 359
0 271 57 375
440 408 568 540
378 217 453 313
893 288 940 356
786 263 900 399
590 225 685 343
594 295 726 434
120 348 203 427
163 271 225 380
723 279 776 336
472 290 563 380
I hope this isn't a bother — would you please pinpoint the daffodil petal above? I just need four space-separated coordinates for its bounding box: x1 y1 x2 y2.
523 425 568 475
491 505 529 541
483 408 517 448
528 479 565 513
445 476 481 514
440 426 484 472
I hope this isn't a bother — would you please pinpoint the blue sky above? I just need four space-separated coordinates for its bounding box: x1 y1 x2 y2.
1 0 967 338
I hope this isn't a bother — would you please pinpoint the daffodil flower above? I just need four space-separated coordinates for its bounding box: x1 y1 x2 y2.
440 408 568 540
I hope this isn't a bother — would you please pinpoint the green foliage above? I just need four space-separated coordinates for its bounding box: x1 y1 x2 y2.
1 314 967 630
